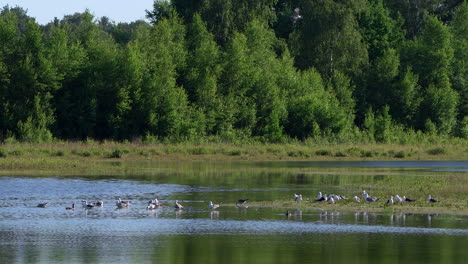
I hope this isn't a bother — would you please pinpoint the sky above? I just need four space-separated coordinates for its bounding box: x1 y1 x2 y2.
1 0 155 24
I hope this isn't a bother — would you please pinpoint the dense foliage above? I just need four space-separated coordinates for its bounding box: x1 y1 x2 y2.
0 0 466 143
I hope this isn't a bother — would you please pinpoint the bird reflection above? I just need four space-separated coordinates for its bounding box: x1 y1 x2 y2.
427 213 438 226
210 210 219 220
175 209 184 219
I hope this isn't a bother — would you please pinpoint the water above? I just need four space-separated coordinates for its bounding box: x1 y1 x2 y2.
0 161 467 263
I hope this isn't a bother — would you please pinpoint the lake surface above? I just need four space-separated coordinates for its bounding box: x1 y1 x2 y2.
0 161 467 263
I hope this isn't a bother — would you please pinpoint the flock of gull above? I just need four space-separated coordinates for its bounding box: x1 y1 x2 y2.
293 190 439 206
35 198 249 210
35 191 439 210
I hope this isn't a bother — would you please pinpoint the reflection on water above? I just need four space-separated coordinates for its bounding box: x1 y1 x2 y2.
1 160 467 263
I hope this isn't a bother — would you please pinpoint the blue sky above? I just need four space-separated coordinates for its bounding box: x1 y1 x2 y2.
1 0 155 24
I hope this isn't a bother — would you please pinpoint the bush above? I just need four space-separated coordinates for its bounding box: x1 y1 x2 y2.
52 150 65 157
315 149 332 156
393 151 406 158
228 150 242 156
0 149 7 158
109 149 124 158
334 151 347 157
189 147 208 155
427 147 447 155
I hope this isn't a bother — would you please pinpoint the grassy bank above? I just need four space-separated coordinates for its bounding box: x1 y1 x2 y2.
0 140 467 171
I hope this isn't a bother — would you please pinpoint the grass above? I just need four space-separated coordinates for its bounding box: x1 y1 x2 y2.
0 141 465 164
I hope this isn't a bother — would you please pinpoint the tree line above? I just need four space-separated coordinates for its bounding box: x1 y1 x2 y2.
0 0 466 143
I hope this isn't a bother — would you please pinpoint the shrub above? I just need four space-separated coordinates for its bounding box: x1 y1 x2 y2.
315 149 332 156
52 150 65 157
190 147 208 155
0 149 6 158
109 149 124 158
393 151 406 158
334 151 347 157
427 147 447 155
228 150 242 156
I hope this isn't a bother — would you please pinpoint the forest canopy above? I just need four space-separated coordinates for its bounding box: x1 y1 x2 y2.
0 0 466 143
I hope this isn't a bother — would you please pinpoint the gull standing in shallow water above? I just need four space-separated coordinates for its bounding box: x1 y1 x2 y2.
174 200 184 209
236 199 248 206
82 200 95 209
209 201 220 210
116 198 130 208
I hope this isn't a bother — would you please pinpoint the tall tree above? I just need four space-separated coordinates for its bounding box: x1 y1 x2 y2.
184 13 222 135
0 8 58 141
450 1 467 119
402 16 459 133
289 0 368 79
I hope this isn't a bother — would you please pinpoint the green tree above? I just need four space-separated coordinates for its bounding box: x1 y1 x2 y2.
390 67 422 126
289 0 368 79
450 1 467 118
286 68 348 140
244 20 287 141
184 13 222 135
402 16 459 133
0 8 58 141
137 15 194 140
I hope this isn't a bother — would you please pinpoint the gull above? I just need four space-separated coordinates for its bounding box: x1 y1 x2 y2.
94 201 104 207
329 197 335 204
290 8 303 24
82 200 95 209
363 192 379 202
236 199 248 206
353 196 361 202
153 198 163 206
427 195 439 203
317 192 323 200
385 196 394 206
37 202 48 208
116 198 130 208
394 195 403 203
147 199 163 208
338 195 348 200
147 200 158 210
294 194 303 202
403 196 416 202
175 200 184 209
209 201 220 210
315 194 327 202
65 203 75 210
